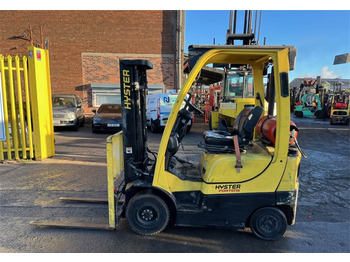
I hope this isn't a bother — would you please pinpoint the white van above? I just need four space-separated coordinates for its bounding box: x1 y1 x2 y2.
146 93 192 133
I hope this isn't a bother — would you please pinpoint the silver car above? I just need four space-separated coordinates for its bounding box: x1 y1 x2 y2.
52 94 85 131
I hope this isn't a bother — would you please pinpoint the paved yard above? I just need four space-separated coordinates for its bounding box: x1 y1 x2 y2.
0 116 349 252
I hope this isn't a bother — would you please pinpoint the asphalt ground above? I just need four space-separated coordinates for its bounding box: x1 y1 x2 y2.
0 115 349 253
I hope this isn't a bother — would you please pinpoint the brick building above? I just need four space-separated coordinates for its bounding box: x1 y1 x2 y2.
0 10 184 113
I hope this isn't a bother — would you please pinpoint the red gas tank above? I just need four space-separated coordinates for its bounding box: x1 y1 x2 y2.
256 115 299 145
334 103 347 109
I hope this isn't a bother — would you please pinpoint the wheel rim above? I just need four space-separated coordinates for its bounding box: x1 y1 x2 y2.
251 208 287 240
136 206 159 227
258 215 279 235
126 194 170 235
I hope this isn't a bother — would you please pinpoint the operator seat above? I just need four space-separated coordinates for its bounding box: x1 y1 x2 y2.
201 106 264 153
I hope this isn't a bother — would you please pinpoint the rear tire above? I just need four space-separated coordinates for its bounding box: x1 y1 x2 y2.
126 193 170 236
250 207 287 241
315 110 324 119
150 120 159 133
295 111 303 118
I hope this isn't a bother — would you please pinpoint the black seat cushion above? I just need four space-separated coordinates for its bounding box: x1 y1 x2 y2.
200 106 264 153
203 130 233 146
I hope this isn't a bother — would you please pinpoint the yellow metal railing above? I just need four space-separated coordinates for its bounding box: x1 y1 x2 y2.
0 47 54 161
106 131 124 228
0 55 34 160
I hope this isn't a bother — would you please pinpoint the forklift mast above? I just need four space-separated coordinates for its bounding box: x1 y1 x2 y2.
119 59 153 184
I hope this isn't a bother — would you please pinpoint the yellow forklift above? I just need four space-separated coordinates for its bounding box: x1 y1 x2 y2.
30 45 304 241
114 45 304 241
330 87 350 125
208 66 255 131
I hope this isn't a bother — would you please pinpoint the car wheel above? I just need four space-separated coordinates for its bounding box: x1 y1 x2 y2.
250 207 287 241
126 193 170 236
150 120 158 133
80 116 85 127
72 120 79 131
92 124 97 133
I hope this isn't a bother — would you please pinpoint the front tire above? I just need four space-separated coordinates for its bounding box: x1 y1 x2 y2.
72 120 79 131
250 207 287 241
295 111 303 118
315 110 324 119
126 193 170 236
150 119 159 133
80 116 85 127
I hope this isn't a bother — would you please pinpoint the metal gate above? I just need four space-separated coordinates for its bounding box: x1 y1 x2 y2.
0 47 55 161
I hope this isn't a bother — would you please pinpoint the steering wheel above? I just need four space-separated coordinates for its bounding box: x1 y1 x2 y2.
183 93 204 115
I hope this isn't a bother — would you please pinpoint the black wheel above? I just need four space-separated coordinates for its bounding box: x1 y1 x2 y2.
126 193 170 236
250 207 287 241
330 118 334 125
150 120 158 133
315 110 324 119
80 116 85 127
295 111 303 118
72 120 79 131
91 125 96 133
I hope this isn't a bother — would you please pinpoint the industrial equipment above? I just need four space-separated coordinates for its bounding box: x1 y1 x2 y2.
293 79 324 118
114 44 303 241
199 11 270 131
30 45 303 241
330 85 349 125
294 93 323 118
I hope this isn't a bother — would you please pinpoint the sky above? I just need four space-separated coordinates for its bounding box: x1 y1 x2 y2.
185 10 350 81
2 2 349 82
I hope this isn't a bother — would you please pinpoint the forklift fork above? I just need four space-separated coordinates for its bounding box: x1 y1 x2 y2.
30 196 125 231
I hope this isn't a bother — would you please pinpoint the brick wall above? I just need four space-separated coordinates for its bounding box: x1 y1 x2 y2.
82 52 175 110
0 10 177 110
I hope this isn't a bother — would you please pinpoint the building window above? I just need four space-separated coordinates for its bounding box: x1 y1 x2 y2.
91 83 165 107
91 83 120 107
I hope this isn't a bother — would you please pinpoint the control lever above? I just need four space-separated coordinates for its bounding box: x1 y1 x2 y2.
256 92 264 107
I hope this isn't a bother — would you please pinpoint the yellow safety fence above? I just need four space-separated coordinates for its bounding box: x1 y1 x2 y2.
0 55 33 160
0 46 55 161
106 131 124 228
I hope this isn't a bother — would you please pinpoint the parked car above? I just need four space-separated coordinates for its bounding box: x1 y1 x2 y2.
92 104 122 133
52 94 85 131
